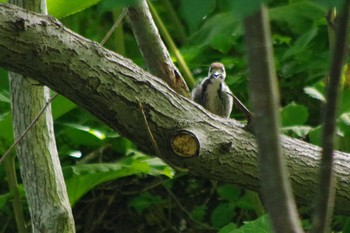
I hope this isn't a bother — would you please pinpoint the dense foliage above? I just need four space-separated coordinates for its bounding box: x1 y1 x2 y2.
1 0 350 232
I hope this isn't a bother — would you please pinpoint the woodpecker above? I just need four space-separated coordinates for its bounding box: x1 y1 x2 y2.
192 62 233 118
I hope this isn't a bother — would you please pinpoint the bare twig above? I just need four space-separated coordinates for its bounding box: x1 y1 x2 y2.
226 92 252 122
100 9 127 46
138 101 161 156
162 183 214 230
326 9 336 60
76 144 112 164
311 1 350 233
4 155 26 233
0 93 58 165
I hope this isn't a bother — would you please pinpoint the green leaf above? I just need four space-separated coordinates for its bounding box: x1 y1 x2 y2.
217 184 241 202
270 2 325 34
64 153 173 206
304 86 326 103
309 125 322 146
0 113 13 152
210 34 234 54
0 91 10 103
342 217 350 233
0 186 25 209
221 0 269 18
219 223 237 233
281 126 312 138
283 28 318 59
179 0 216 32
338 113 350 135
60 123 105 147
315 0 344 9
339 90 350 114
110 137 133 154
236 192 262 212
191 205 207 222
281 102 308 127
232 215 272 233
272 34 292 46
129 192 163 214
190 12 242 48
211 203 235 228
98 0 139 12
52 96 76 120
47 0 103 18
0 192 12 209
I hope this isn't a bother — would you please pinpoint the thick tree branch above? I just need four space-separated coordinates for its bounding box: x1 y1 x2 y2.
1 3 350 215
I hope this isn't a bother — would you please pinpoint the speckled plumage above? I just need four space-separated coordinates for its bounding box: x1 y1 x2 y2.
192 63 233 117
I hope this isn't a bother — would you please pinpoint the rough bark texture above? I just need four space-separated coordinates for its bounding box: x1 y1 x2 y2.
1 3 350 215
7 1 75 232
10 78 75 233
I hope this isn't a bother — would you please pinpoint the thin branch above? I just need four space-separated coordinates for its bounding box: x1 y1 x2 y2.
0 93 58 165
311 1 350 233
147 0 195 88
244 5 303 233
100 9 127 46
162 183 214 230
138 101 189 172
76 144 112 164
4 155 27 233
138 101 161 157
127 0 190 98
226 92 252 122
326 8 336 55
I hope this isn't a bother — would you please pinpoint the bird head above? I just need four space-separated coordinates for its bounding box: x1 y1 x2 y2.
208 62 226 80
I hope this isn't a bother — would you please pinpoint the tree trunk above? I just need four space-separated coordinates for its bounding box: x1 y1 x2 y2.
7 1 75 232
1 3 350 216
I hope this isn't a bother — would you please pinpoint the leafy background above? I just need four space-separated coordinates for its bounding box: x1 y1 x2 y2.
1 0 350 232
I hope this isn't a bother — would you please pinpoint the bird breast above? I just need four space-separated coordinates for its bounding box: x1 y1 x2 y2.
205 79 233 117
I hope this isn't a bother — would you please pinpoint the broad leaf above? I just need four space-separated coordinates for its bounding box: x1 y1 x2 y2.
270 2 325 34
47 0 103 18
304 86 326 103
179 0 215 32
217 184 241 202
64 152 174 206
52 96 76 120
211 203 235 228
129 192 163 214
281 102 308 126
232 215 272 233
219 223 237 233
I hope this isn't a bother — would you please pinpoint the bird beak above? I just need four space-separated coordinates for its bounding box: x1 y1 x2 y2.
212 71 223 79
